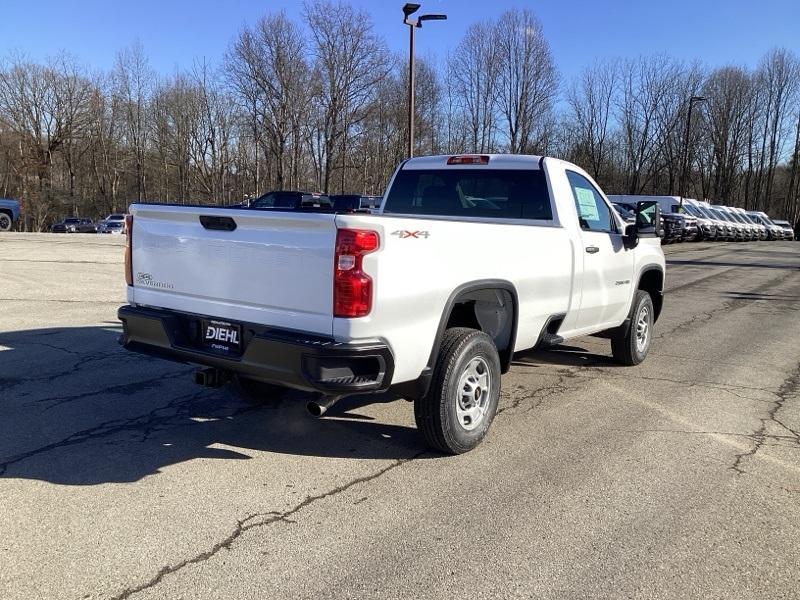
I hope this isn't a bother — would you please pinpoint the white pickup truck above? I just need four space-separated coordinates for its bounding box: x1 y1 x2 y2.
119 154 665 454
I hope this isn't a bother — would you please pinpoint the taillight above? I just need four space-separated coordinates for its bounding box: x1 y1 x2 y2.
124 215 133 286
447 154 489 165
334 228 379 318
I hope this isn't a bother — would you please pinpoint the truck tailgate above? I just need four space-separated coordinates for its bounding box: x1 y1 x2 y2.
128 205 337 336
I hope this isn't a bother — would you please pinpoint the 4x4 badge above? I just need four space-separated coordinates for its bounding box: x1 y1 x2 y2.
391 230 430 239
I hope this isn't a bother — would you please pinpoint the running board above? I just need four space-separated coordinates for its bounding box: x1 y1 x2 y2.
539 333 564 346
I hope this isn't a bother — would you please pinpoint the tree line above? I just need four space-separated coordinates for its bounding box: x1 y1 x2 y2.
0 1 798 231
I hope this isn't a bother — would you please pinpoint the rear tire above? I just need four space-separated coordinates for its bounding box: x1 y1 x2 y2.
414 328 501 454
230 375 286 407
0 212 12 231
611 290 654 366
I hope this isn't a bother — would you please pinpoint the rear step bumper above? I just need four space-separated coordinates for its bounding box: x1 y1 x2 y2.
117 305 394 395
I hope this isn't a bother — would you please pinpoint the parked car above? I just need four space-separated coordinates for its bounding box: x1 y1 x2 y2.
360 196 383 210
249 190 332 210
731 208 767 240
772 220 796 240
679 213 699 241
97 213 128 234
712 206 749 240
725 206 761 240
746 211 784 240
612 203 635 224
608 194 703 243
659 212 688 243
0 198 20 231
704 207 736 241
686 200 728 240
98 220 126 234
681 201 717 240
329 194 366 212
51 218 96 233
118 153 666 454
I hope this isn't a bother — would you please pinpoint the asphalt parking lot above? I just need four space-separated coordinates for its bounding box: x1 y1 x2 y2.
1 233 799 600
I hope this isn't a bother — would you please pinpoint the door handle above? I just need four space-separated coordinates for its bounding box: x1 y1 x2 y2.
585 245 600 254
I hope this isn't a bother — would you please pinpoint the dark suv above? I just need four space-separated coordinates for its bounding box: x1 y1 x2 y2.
51 218 96 233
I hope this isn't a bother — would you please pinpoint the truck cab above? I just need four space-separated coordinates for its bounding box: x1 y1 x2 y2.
119 154 665 454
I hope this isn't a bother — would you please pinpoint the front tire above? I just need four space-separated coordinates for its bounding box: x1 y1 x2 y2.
611 290 654 366
414 328 501 454
0 212 12 231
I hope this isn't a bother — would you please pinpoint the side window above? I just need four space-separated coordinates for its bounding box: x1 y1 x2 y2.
566 171 614 233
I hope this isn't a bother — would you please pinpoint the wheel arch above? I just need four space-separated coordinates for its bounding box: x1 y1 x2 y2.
429 279 519 371
391 279 519 401
636 267 664 322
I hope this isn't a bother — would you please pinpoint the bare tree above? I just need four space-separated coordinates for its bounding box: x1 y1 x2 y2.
449 22 499 153
304 0 389 193
567 60 618 181
702 67 752 202
756 49 800 209
226 12 309 192
495 9 558 153
113 42 153 201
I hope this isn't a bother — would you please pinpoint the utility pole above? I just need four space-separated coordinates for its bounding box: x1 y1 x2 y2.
402 4 446 158
679 95 706 210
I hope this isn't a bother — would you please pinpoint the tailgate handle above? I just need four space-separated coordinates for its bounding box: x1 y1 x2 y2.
200 215 237 231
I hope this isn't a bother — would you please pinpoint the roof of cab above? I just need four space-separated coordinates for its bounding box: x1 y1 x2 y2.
401 154 543 170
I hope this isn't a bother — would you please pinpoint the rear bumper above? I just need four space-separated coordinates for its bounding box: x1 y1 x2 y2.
118 305 394 395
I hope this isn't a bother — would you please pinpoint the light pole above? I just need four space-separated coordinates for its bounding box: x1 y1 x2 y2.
403 3 446 158
679 95 706 210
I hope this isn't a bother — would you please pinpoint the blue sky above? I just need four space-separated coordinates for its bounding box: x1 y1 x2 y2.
1 0 798 81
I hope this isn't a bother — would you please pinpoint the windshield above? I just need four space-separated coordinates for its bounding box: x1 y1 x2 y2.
683 204 702 218
612 204 633 219
751 213 774 226
251 191 305 209
714 208 736 223
329 195 362 211
696 205 717 220
738 212 756 225
384 169 552 220
712 209 732 222
65 218 80 224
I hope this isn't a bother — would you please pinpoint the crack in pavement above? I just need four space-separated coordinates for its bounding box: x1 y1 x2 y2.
39 369 189 411
104 450 429 600
0 337 185 403
611 427 800 443
664 265 739 295
566 368 778 403
498 367 578 416
0 385 220 476
731 362 800 476
97 360 599 600
656 269 793 342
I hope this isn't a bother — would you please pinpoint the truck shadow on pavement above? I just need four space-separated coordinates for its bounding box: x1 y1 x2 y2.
667 258 799 270
0 326 430 486
512 344 622 369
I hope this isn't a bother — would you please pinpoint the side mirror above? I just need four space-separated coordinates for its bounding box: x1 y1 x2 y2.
623 223 639 249
635 201 663 239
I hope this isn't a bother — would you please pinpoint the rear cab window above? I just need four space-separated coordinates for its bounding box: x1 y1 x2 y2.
383 169 553 221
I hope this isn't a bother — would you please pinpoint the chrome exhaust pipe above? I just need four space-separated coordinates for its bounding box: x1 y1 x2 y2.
307 395 341 418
